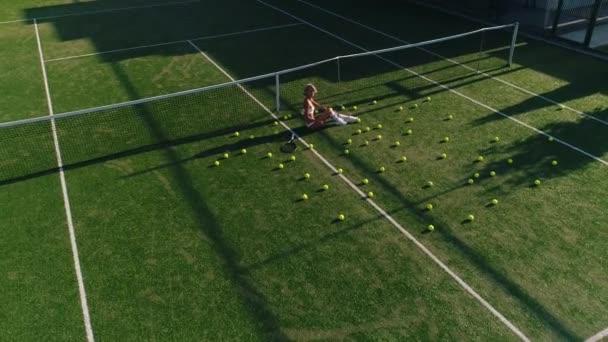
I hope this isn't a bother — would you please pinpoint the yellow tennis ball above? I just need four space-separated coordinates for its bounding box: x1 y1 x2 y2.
338 214 345 221
322 184 329 190
367 191 374 198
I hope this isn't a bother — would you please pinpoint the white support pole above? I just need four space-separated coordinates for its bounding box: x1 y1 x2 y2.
275 73 280 113
508 22 519 67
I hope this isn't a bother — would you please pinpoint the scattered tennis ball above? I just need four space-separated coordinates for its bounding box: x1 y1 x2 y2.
448 114 454 120
426 203 433 210
278 163 284 169
249 134 255 139
346 138 352 144
548 137 554 142
376 124 382 129
302 193 308 200
394 141 401 147
353 105 358 110
365 126 371 132
443 137 450 142
223 153 229 159
379 166 386 173
426 96 431 101
341 105 346 110
344 149 350 155
337 168 344 174
367 191 374 198
304 172 311 179
373 100 378 104
414 103 419 108
468 178 474 184
274 121 279 126
427 181 434 187
473 173 480 178
356 117 361 123
551 160 558 166
362 178 369 185
286 114 292 119
376 134 383 140
427 224 435 232
267 152 273 158
558 104 565 110
322 184 329 190
534 179 541 186
309 144 314 149
406 129 413 135
490 171 496 177
467 214 475 221
234 132 240 137
507 158 513 164
491 199 499 205
401 156 407 162
214 160 220 166
364 140 369 146
441 153 447 159
290 155 296 161
338 214 345 221
399 106 404 111
356 129 362 134
477 156 484 162
241 149 247 154
493 136 500 142
407 117 414 122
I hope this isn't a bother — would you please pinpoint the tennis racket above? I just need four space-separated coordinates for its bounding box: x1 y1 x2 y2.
280 133 297 153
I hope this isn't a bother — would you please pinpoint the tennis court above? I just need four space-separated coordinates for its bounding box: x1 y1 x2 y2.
1 0 608 340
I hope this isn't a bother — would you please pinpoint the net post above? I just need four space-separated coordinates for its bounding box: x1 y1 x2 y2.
508 22 519 67
275 73 280 113
336 57 341 83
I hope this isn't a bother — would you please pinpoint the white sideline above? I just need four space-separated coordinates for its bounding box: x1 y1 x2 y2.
256 0 608 167
295 0 608 127
187 39 531 342
586 326 608 342
0 18 30 25
45 23 303 62
34 19 95 342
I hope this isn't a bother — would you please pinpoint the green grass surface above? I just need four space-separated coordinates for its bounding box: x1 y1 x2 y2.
1 0 608 340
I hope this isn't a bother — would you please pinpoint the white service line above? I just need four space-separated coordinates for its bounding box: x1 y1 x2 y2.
295 0 608 126
45 23 303 62
256 0 608 167
586 326 608 342
187 38 531 342
34 19 95 342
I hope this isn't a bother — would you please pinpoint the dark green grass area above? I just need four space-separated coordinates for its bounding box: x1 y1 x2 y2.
0 175 85 341
0 22 47 122
2 0 608 340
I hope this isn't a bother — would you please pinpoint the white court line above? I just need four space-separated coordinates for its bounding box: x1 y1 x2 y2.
0 0 197 25
35 0 199 22
295 0 608 127
34 19 95 342
586 326 608 342
257 0 608 167
45 23 303 62
0 18 31 25
187 38 531 342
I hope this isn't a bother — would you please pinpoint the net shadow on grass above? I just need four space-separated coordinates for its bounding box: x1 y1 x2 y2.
306 117 580 341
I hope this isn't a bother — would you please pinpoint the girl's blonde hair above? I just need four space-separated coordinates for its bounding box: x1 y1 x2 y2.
303 83 317 95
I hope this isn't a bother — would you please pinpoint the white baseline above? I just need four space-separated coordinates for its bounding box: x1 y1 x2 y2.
187 38 531 342
45 23 303 63
34 19 95 342
586 326 608 342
